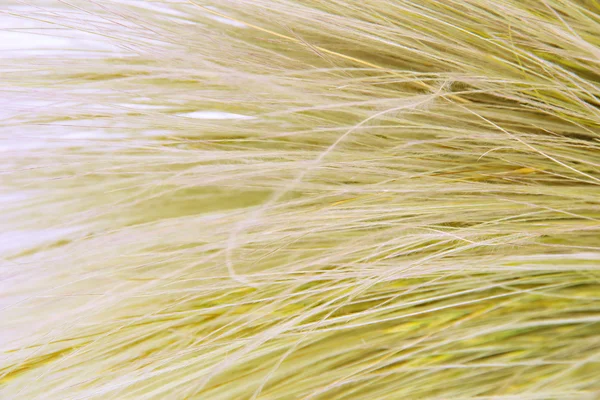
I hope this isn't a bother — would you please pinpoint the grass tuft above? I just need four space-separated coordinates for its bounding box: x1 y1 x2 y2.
1 0 600 398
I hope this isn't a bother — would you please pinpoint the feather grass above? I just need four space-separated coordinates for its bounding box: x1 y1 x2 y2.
1 0 600 398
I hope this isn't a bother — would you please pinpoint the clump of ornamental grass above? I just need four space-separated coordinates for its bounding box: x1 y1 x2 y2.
1 0 600 399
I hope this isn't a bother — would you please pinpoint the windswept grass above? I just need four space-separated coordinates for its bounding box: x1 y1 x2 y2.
1 1 600 398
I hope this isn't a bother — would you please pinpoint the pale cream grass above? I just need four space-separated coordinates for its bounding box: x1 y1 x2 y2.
1 0 600 399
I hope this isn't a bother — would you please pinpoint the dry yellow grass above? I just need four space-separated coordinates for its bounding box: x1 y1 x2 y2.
1 0 600 398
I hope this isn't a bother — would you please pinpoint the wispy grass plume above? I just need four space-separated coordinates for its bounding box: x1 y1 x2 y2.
1 0 600 398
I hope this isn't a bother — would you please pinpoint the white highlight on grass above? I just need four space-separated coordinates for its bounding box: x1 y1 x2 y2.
129 1 189 18
0 14 122 57
0 228 79 255
205 6 247 28
206 15 248 28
